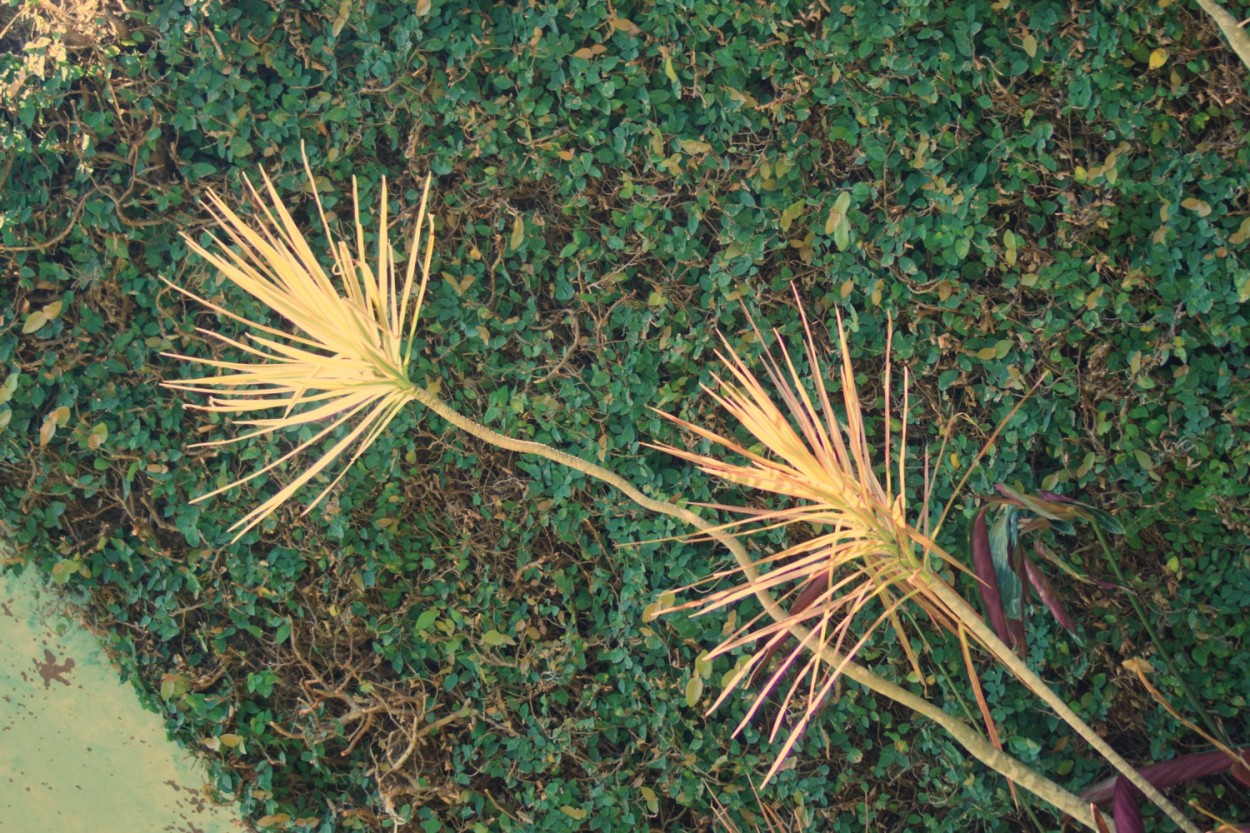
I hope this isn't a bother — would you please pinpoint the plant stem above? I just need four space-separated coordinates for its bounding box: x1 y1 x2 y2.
1092 525 1224 744
928 579 1201 833
409 386 1102 831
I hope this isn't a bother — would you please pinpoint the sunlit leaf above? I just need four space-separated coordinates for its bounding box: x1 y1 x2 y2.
163 153 436 542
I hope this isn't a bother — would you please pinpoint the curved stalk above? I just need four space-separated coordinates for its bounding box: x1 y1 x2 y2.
927 579 1200 833
408 385 1101 831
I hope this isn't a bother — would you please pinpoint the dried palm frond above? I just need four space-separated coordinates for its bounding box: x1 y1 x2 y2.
650 298 971 780
163 157 434 541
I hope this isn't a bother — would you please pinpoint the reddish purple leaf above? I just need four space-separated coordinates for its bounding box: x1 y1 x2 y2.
1038 490 1077 503
1083 749 1250 806
1008 617 1027 658
1114 777 1145 833
1022 554 1077 633
1234 753 1250 788
1091 805 1112 833
750 573 828 686
971 506 1011 645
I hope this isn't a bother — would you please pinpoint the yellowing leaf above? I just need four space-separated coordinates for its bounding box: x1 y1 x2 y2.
510 214 525 250
160 673 191 700
1022 34 1038 59
88 422 108 450
52 405 70 425
560 806 588 821
975 346 998 360
572 47 598 60
780 200 805 232
415 0 432 16
678 139 712 155
43 300 63 321
610 16 641 35
641 786 659 814
1148 48 1168 70
331 0 352 37
685 673 704 707
51 559 79 585
257 814 291 828
482 629 515 647
1003 229 1018 266
661 47 678 85
22 310 48 334
1180 197 1212 218
39 413 57 446
1229 216 1250 245
219 733 243 748
824 206 842 235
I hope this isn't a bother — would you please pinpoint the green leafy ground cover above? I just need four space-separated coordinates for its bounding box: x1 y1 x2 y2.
2 0 1248 830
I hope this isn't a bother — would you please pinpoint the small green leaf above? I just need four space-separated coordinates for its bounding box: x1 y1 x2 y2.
414 609 439 632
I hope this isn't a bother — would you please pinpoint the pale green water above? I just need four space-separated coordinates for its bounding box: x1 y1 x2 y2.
0 565 246 833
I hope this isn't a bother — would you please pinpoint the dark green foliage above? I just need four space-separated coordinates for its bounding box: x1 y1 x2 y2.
2 0 1248 830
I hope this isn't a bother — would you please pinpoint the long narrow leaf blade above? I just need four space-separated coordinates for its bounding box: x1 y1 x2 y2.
972 506 1011 644
1022 554 1077 633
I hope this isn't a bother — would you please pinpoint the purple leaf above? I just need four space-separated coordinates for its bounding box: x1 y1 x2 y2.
972 507 1011 645
1114 777 1145 833
1023 554 1077 633
1083 749 1250 806
750 573 828 685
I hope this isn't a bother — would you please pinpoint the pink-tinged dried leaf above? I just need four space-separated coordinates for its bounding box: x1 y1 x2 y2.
1114 777 1146 833
1022 554 1077 632
1084 749 1250 806
972 506 1011 644
1038 490 1077 504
